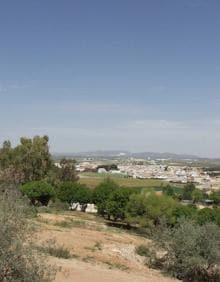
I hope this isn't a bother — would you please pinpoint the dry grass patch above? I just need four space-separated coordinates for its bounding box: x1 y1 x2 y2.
36 239 74 259
103 260 129 271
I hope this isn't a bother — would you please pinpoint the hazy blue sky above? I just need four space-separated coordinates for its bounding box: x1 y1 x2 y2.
0 0 220 157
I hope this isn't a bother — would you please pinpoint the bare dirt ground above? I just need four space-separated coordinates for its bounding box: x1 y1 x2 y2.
35 212 177 282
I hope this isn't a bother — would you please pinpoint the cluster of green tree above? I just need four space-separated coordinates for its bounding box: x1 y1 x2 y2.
14 178 220 282
19 177 220 230
91 180 220 280
126 193 220 228
0 136 52 185
207 171 220 177
57 181 92 205
93 179 132 220
88 179 220 229
202 165 220 176
96 164 118 171
163 183 220 205
19 179 93 207
18 176 220 282
204 165 220 172
0 136 78 187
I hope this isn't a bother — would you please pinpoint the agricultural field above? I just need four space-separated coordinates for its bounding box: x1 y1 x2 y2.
79 172 164 189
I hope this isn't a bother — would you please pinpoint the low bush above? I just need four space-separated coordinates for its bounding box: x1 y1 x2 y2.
37 239 72 259
53 218 86 229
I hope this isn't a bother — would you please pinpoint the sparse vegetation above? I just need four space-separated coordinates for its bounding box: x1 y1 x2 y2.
82 255 95 263
103 261 129 271
57 158 79 182
135 244 151 257
53 218 87 229
0 191 55 281
94 241 102 251
36 239 72 259
148 219 220 282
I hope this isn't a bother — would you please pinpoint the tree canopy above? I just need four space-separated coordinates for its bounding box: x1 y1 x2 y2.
0 136 52 184
20 181 55 206
57 181 92 204
93 178 119 216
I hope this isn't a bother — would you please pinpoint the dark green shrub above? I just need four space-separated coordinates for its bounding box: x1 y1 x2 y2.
163 185 175 197
210 190 220 205
93 178 119 216
125 193 148 225
172 205 197 223
192 189 207 203
20 181 55 206
96 164 118 172
57 181 92 204
181 183 196 200
196 208 220 226
105 188 130 220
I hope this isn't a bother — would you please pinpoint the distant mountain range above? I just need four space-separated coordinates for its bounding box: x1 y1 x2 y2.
131 152 199 160
53 150 204 160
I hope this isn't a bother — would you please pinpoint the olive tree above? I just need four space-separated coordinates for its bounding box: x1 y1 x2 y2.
149 219 220 281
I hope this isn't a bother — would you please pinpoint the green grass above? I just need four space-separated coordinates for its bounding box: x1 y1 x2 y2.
79 173 164 189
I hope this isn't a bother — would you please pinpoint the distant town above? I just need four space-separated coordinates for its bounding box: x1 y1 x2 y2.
54 151 220 192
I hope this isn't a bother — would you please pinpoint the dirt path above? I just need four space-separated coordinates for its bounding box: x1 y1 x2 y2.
52 257 173 282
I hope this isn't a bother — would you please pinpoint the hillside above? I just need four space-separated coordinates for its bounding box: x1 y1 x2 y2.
35 211 177 282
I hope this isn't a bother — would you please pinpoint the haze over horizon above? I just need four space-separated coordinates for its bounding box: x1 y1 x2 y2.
1 0 220 158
